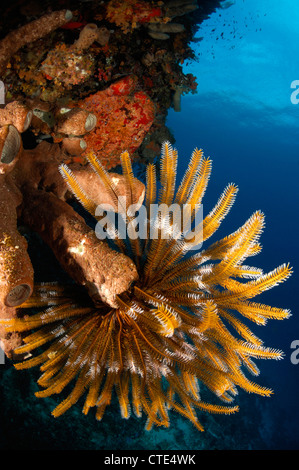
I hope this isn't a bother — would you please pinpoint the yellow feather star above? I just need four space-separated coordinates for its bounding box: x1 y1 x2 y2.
1 142 292 431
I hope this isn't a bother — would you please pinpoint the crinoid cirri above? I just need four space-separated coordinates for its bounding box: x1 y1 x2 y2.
2 142 292 431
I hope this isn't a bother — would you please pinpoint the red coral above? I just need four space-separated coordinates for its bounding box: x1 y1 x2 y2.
60 21 87 30
108 75 138 96
77 81 155 169
135 4 162 23
106 0 163 33
186 73 198 92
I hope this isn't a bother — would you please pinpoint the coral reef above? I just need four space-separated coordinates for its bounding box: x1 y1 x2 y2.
1 0 286 439
25 98 97 158
0 9 73 76
2 0 202 166
20 187 139 308
106 0 164 34
0 101 32 133
105 0 198 39
40 23 107 89
76 79 156 169
40 43 95 89
0 101 145 354
0 126 33 308
0 142 291 430
0 124 34 357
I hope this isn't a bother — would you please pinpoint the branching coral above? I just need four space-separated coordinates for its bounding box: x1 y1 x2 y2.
1 142 292 430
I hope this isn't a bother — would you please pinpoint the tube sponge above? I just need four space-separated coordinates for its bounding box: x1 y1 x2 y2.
20 187 139 308
0 125 34 308
0 9 73 75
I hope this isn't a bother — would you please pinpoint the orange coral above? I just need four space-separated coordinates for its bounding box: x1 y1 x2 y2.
0 9 73 74
40 43 95 88
106 0 163 33
77 78 155 169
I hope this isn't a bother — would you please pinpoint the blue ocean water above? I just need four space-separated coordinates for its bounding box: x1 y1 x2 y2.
167 0 299 450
